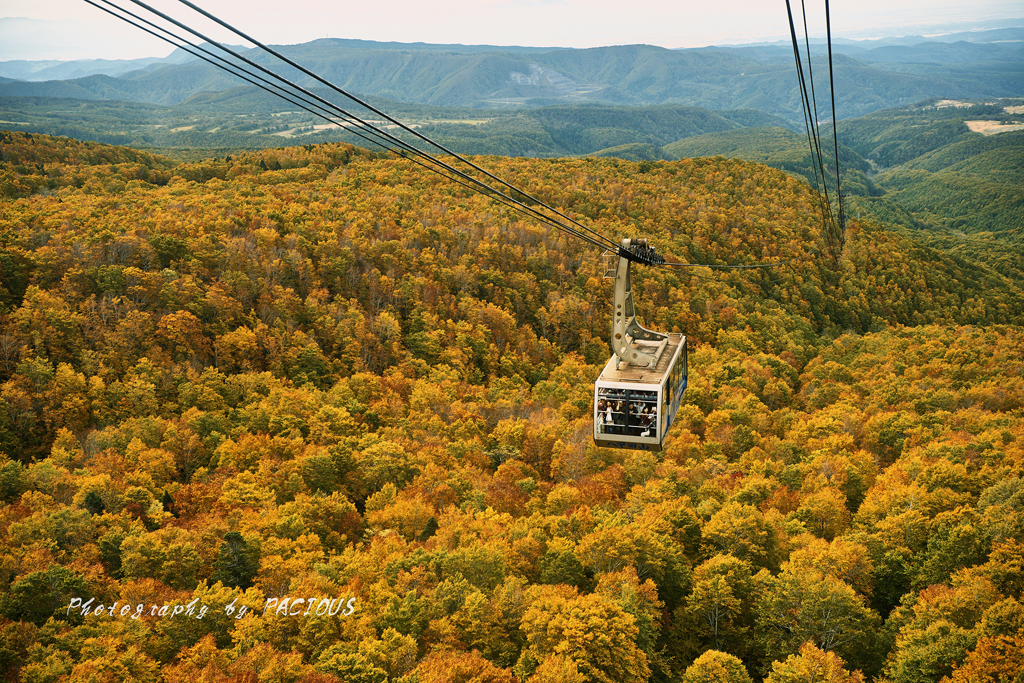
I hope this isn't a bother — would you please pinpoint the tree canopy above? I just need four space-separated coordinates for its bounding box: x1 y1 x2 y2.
0 131 1021 681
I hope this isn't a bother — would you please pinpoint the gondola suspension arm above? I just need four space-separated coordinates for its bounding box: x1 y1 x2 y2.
609 238 668 370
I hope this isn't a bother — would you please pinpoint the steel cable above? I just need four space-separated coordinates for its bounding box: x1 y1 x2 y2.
94 0 616 252
85 0 791 271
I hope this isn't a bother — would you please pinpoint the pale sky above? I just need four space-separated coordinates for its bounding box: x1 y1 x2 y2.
1 0 1021 61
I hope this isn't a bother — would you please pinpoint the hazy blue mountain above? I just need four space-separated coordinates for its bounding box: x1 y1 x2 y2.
0 50 197 82
888 26 1024 45
0 74 156 101
856 41 1021 64
267 38 569 54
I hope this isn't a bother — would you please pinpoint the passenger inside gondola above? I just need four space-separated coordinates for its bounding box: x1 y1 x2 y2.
613 401 626 434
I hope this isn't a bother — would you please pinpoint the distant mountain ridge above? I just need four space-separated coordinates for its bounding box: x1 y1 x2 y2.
1 35 1021 121
0 52 195 82
0 39 565 83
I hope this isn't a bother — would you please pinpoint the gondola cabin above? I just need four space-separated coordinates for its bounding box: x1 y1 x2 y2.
593 334 687 451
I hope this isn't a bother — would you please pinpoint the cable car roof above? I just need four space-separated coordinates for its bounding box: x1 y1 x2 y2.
597 333 685 386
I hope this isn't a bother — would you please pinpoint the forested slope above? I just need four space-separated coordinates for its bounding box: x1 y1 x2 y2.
656 103 1024 285
876 130 1024 243
0 132 1021 682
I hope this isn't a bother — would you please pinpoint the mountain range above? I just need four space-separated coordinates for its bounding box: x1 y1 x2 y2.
1 27 1022 121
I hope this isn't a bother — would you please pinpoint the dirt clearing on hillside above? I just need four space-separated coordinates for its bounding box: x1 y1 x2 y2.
966 120 1024 135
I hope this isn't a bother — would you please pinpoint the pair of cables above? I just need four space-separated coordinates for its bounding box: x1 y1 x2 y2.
784 0 845 263
87 0 620 255
85 0 787 271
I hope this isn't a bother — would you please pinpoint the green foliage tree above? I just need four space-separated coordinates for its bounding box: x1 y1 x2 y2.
756 567 881 676
0 566 90 626
211 530 261 589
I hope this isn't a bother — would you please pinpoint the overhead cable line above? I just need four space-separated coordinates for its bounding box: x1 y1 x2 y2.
169 0 622 253
784 0 845 262
785 0 832 234
825 0 845 233
87 0 788 272
86 1 538 229
799 0 837 232
94 0 616 253
661 261 792 269
121 0 616 252
803 0 843 258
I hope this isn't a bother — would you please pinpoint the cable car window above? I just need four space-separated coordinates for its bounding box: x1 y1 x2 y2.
596 388 658 438
596 387 623 435
628 390 658 438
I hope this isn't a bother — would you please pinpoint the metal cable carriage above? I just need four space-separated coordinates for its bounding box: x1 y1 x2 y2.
593 239 687 451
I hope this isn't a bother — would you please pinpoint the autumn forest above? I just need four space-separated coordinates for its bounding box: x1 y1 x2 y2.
0 130 1022 682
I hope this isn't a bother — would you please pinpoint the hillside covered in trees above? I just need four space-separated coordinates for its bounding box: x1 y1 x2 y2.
0 132 1022 682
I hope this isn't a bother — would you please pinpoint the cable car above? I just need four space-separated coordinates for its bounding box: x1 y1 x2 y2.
594 239 688 451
